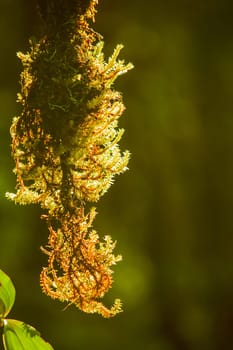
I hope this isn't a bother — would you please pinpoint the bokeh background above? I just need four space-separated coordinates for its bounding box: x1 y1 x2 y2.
1 0 233 349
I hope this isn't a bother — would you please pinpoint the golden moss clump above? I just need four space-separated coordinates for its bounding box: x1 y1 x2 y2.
6 0 133 317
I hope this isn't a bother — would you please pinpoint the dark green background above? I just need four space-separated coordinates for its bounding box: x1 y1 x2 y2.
1 1 233 349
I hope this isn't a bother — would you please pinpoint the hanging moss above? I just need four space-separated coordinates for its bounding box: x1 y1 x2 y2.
6 0 133 317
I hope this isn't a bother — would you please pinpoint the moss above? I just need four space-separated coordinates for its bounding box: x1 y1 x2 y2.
6 0 133 317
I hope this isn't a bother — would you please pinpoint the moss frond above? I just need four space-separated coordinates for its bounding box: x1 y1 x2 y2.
7 0 133 317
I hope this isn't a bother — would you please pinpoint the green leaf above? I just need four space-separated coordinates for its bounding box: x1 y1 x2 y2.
2 319 54 350
0 270 16 318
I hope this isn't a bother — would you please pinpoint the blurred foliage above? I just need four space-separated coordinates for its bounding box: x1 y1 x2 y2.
1 0 233 349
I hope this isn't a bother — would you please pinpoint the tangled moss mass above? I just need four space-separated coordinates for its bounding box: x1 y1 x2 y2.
6 0 133 317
